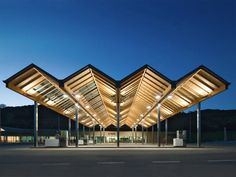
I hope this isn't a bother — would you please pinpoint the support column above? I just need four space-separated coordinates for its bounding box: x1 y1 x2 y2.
135 126 137 143
83 125 85 138
34 101 38 147
116 88 120 148
189 114 192 142
93 124 95 144
224 127 227 141
141 124 144 144
89 127 91 139
131 127 134 143
100 126 102 143
152 125 154 144
68 118 71 145
57 115 60 132
0 108 2 143
197 102 201 148
75 108 79 147
146 127 148 144
157 104 161 147
165 119 168 145
103 128 106 143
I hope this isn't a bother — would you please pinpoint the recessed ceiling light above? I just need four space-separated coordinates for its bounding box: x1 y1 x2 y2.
75 94 81 99
75 103 79 108
63 94 68 98
167 95 172 99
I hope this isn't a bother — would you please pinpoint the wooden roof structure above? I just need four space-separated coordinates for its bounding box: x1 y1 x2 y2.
4 64 229 128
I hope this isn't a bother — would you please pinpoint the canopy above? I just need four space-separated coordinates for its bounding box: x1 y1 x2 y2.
4 64 229 128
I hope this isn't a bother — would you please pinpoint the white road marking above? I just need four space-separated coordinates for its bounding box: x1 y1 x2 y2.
97 161 125 165
208 160 236 163
41 162 71 166
152 160 181 164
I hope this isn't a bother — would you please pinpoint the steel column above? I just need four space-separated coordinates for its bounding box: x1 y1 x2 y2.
165 119 168 145
68 118 71 145
93 124 95 144
89 127 91 139
197 102 201 147
0 108 2 143
116 88 120 148
141 124 144 144
57 115 60 131
157 104 161 147
83 125 85 138
224 127 227 141
152 125 154 144
131 127 134 143
100 126 102 143
34 101 38 147
103 127 105 143
75 108 79 147
146 127 148 144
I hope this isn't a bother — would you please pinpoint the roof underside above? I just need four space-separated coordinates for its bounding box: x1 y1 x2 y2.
4 64 229 128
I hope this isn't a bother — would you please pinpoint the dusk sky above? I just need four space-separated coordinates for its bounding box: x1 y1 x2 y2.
0 0 235 110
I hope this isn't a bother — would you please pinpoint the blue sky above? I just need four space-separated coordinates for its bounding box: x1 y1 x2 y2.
0 0 235 110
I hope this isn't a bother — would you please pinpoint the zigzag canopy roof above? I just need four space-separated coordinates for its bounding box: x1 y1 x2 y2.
4 64 229 128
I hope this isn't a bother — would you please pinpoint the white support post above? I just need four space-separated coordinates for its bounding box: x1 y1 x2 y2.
34 101 38 147
103 127 106 143
116 88 120 148
165 119 168 145
68 118 71 145
197 102 201 148
75 108 79 147
157 104 161 147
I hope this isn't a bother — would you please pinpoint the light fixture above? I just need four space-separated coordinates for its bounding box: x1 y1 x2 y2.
93 114 96 117
64 110 70 114
167 95 172 99
146 105 151 110
140 114 144 117
63 94 68 98
75 103 79 108
148 114 150 117
47 100 55 106
155 95 161 99
85 105 90 109
86 113 89 117
75 94 81 99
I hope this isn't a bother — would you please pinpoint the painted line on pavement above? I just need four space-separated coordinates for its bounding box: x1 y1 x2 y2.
152 160 181 164
41 162 71 166
208 160 236 163
97 161 125 165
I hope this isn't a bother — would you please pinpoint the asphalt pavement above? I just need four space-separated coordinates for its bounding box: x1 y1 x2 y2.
0 144 236 177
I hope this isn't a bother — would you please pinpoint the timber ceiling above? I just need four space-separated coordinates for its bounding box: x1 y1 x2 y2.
4 64 229 128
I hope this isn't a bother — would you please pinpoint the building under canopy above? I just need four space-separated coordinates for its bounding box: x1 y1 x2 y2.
4 64 229 147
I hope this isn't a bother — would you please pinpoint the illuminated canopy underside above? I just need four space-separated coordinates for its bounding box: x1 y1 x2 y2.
4 64 229 128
